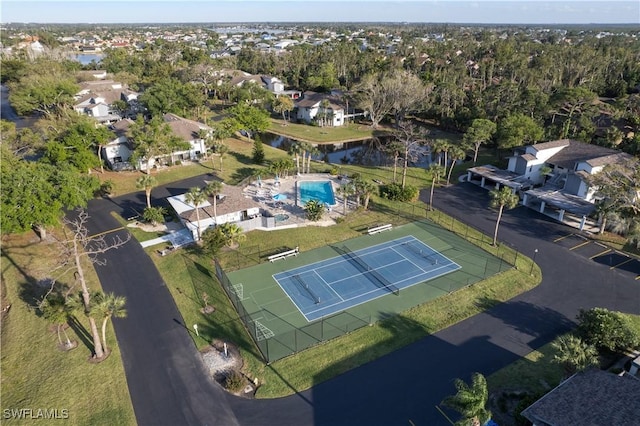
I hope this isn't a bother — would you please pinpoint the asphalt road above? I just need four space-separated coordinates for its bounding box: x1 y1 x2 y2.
84 193 239 426
86 179 640 426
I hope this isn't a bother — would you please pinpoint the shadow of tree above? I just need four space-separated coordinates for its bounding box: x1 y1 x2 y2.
230 166 261 183
476 297 576 348
229 151 253 165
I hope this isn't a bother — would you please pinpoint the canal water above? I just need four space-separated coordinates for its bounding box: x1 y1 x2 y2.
259 132 433 168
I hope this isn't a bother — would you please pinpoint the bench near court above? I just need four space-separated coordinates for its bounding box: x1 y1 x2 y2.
268 247 299 262
367 224 392 235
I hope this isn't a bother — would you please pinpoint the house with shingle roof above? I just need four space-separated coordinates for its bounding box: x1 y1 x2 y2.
167 183 261 240
467 139 635 230
103 119 135 171
522 369 640 426
102 114 210 172
73 80 139 123
294 91 346 127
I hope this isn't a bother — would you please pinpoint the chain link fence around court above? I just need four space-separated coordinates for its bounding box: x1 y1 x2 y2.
214 199 530 363
368 200 523 269
215 258 371 363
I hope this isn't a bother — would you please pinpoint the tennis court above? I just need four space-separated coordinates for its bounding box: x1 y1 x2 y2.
274 236 460 321
219 220 514 362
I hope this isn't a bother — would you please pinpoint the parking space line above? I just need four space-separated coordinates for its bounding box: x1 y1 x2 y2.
610 256 634 270
553 233 574 242
590 248 611 259
89 226 125 239
570 241 590 250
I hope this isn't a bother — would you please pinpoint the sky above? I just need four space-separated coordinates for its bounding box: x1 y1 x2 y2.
2 0 639 25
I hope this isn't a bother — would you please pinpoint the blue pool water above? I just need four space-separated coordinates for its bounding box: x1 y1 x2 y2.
299 181 336 206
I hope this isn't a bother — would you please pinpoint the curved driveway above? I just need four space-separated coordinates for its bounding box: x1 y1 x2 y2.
88 179 640 426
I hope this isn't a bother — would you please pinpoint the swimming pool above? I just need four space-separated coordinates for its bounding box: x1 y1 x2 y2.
299 181 336 206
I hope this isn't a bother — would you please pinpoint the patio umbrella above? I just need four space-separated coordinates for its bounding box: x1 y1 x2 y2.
272 193 287 201
257 175 262 187
275 174 280 184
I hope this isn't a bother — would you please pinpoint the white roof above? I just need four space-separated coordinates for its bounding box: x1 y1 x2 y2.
167 193 211 215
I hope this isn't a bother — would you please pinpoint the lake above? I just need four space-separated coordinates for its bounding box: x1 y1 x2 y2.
259 132 433 168
70 53 105 65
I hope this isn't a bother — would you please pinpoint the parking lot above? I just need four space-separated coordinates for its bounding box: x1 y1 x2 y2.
554 233 640 280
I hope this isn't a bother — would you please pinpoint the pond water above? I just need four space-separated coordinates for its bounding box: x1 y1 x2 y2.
70 53 105 65
259 132 433 168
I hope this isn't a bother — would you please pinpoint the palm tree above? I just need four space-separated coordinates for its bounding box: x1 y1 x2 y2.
356 180 377 210
538 164 553 185
184 187 208 240
384 140 404 183
425 164 445 211
204 181 223 226
136 174 157 209
289 143 304 175
41 293 75 350
305 144 320 174
441 373 491 426
92 292 127 354
489 186 520 246
337 182 355 215
318 99 331 127
551 334 599 376
213 142 229 172
446 145 466 186
198 128 213 162
432 139 452 168
218 223 246 248
304 199 325 221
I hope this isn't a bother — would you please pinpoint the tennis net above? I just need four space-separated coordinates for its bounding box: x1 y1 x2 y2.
291 274 321 304
339 246 400 295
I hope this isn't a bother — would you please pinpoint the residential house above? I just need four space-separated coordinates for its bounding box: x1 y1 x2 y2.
102 113 210 172
103 118 135 171
167 183 261 240
74 80 139 123
294 91 346 127
522 369 640 426
467 139 634 230
151 113 210 169
223 70 301 100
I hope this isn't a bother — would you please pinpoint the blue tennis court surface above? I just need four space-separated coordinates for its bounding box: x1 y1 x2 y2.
273 236 461 321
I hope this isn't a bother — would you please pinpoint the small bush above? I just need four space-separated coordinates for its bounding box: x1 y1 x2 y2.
224 370 246 393
329 167 339 176
576 308 640 352
142 206 167 226
349 172 361 180
97 180 114 197
379 183 418 202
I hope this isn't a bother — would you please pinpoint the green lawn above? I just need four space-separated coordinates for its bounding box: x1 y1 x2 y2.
269 119 379 143
1 231 136 425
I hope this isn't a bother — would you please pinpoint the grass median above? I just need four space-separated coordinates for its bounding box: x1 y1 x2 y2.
1 231 135 425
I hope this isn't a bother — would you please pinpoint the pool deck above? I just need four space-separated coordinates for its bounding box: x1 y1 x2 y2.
242 173 356 228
